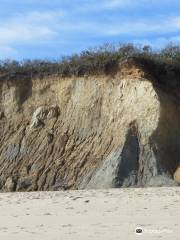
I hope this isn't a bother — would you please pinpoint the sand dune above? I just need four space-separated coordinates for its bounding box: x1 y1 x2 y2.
0 187 179 240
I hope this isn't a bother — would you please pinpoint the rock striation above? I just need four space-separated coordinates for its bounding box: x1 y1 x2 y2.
0 62 179 191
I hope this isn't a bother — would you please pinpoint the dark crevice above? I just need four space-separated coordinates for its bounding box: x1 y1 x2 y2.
115 124 140 187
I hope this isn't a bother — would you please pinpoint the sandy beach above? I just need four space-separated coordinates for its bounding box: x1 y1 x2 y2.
0 187 179 240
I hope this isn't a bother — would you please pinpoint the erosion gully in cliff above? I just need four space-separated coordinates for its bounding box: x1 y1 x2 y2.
0 61 180 192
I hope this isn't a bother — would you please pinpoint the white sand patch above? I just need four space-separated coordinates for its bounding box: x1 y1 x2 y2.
0 187 179 240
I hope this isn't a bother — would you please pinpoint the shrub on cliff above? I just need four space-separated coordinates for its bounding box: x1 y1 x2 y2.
0 43 179 82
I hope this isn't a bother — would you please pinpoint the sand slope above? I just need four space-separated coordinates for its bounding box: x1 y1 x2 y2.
0 187 179 240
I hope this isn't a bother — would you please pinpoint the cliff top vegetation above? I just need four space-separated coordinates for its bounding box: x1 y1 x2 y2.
0 43 180 87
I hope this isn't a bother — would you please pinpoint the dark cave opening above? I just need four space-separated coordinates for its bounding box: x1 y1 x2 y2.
115 125 140 187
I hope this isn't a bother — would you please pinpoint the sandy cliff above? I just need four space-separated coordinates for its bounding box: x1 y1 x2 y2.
0 62 179 191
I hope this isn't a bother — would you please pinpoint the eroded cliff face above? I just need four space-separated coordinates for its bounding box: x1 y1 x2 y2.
0 64 179 191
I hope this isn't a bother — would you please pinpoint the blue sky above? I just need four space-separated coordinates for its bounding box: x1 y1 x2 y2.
0 0 180 60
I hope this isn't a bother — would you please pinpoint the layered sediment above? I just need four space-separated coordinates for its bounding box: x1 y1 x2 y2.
0 62 179 191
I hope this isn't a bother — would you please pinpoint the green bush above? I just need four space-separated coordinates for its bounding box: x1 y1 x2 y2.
0 43 180 84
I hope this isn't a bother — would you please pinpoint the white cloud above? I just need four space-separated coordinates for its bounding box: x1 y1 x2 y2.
0 1 180 59
0 10 64 58
0 46 18 59
171 35 180 42
132 35 180 49
0 10 65 45
78 0 140 12
95 16 180 36
0 25 55 44
99 0 149 10
78 0 177 12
